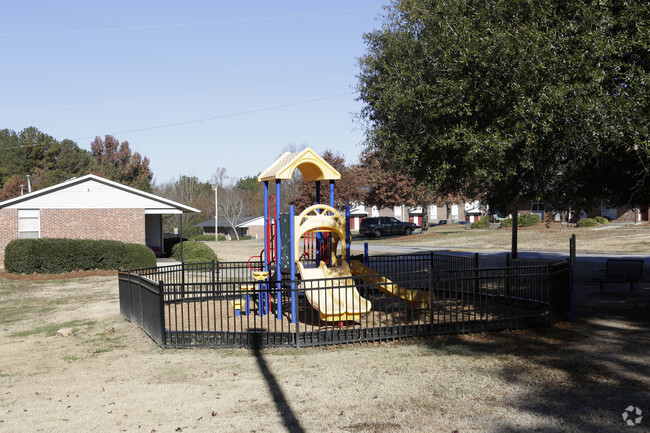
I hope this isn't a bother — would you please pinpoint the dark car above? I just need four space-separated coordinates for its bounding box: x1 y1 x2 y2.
359 217 420 238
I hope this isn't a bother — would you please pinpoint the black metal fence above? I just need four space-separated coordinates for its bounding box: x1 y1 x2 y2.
118 254 571 349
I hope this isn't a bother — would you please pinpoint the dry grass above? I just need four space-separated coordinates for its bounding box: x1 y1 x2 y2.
0 232 648 432
376 222 650 253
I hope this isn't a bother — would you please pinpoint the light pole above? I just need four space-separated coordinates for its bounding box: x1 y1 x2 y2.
213 184 218 240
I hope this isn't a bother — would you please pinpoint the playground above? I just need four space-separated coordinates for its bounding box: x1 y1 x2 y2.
120 149 570 348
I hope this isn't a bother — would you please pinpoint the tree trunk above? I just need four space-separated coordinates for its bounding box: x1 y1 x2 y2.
511 201 518 259
421 204 429 232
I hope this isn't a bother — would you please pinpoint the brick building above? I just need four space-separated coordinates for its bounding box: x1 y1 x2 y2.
0 174 199 268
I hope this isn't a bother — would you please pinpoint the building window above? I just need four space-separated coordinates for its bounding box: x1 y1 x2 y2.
18 209 40 239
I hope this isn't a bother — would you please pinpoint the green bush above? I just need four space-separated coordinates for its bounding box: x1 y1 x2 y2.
4 238 155 274
217 234 227 241
123 243 157 270
192 234 216 241
471 216 490 229
500 218 513 228
171 240 218 263
519 213 542 227
594 216 609 224
577 218 598 227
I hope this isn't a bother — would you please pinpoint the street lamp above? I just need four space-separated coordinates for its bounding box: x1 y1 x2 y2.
213 184 218 240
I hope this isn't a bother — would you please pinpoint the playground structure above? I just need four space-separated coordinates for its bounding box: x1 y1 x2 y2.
118 148 573 349
249 147 429 324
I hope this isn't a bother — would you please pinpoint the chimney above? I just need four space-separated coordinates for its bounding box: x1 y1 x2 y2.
26 175 32 193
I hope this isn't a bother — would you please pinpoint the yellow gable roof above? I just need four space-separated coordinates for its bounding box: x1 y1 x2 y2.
257 148 341 182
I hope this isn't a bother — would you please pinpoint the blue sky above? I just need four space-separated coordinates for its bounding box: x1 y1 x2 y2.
1 1 387 185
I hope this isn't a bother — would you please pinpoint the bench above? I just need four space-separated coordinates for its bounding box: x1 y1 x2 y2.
592 259 644 293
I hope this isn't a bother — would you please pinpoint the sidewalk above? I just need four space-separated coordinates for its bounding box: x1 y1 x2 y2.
156 258 182 267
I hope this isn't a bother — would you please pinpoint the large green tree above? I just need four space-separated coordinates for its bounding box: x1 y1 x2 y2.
0 128 95 194
358 0 650 220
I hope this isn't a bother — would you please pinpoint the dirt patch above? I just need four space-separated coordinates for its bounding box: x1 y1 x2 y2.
0 269 116 281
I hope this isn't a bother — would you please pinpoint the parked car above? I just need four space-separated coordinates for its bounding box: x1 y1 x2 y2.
359 217 420 238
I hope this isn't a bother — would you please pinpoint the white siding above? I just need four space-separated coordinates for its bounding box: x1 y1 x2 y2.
429 204 437 220
3 179 178 211
451 204 459 220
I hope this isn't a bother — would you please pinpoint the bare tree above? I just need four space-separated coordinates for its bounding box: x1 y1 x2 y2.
218 186 246 240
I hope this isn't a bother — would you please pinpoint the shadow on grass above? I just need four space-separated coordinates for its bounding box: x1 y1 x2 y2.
425 281 650 432
250 331 305 433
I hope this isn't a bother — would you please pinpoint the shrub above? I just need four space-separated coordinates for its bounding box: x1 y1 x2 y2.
192 234 216 241
594 216 609 224
519 213 542 227
171 240 218 263
123 243 156 270
577 218 598 227
500 218 513 228
4 238 154 274
217 234 227 241
471 216 490 229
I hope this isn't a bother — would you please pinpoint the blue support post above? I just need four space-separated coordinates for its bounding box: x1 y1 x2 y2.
263 181 269 273
364 242 369 266
345 205 351 265
275 180 282 318
290 205 296 323
329 180 335 264
315 181 321 263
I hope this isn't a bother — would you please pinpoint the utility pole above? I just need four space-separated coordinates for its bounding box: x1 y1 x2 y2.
214 184 218 239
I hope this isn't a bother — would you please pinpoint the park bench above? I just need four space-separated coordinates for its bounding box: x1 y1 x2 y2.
592 259 644 293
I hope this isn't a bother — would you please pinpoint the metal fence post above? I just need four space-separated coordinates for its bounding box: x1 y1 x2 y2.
429 268 435 338
211 259 216 295
181 261 185 299
159 280 166 347
474 253 480 294
569 234 576 322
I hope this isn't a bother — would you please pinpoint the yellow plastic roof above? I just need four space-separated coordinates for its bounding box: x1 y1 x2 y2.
257 148 341 182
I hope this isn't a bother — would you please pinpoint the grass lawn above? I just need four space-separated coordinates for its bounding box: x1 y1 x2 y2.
356 222 650 253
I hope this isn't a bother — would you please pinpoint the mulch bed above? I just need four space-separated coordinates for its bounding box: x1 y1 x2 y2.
0 269 117 281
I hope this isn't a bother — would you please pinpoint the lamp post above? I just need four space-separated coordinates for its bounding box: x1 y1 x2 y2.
213 184 218 240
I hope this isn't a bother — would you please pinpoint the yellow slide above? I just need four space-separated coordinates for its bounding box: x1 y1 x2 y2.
296 261 372 322
349 260 430 309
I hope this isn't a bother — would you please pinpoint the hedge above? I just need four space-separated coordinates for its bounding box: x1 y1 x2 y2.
171 240 218 263
192 234 216 241
471 216 490 229
499 214 541 228
4 238 156 274
594 216 609 224
519 213 542 227
577 218 598 227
